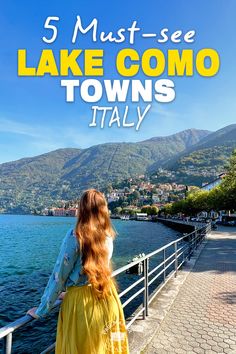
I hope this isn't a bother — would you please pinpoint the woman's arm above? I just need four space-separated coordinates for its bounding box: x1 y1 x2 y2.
31 228 79 318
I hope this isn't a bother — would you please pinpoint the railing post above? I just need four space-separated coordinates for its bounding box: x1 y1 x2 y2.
3 333 12 354
143 258 149 318
174 242 178 277
163 249 166 283
207 223 211 235
194 228 198 250
188 234 192 260
203 226 206 241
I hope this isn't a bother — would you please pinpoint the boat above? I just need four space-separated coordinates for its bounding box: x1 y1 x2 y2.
120 215 130 220
136 213 150 221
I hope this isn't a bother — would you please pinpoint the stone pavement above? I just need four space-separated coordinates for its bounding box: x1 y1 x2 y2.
144 227 236 354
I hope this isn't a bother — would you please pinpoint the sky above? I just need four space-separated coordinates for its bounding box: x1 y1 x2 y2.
0 0 236 163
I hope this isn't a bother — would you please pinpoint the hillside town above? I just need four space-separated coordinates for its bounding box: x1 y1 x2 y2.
39 167 231 221
42 175 192 217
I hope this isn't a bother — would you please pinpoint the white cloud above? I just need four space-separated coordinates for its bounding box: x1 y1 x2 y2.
150 103 181 118
0 117 89 157
0 118 40 137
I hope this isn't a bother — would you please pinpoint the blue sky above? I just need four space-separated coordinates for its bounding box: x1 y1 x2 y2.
0 0 235 163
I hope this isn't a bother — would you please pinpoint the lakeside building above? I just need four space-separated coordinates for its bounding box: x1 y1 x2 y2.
52 208 66 216
66 208 77 217
107 190 127 203
42 207 77 217
201 173 226 191
106 181 188 209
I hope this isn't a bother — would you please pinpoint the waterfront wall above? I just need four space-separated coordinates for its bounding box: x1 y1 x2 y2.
156 218 204 233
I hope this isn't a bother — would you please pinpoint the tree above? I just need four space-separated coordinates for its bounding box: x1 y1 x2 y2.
128 191 141 206
150 205 159 215
122 208 139 216
132 190 141 200
114 207 122 215
190 190 210 212
161 150 236 215
208 186 224 211
141 205 159 215
163 203 174 215
105 184 113 194
220 149 236 210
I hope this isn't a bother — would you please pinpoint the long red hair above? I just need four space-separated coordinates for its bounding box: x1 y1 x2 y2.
75 189 116 298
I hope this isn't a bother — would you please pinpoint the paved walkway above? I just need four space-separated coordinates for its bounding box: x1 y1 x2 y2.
144 227 236 354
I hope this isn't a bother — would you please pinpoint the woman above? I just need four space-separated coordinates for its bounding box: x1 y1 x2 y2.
27 189 129 354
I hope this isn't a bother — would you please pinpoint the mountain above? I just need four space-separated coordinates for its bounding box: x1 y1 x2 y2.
162 124 236 185
0 128 209 214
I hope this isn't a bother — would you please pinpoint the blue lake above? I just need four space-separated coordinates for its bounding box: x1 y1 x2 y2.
0 215 180 353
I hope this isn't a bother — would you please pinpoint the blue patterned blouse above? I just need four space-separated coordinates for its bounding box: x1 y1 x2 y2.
35 228 113 318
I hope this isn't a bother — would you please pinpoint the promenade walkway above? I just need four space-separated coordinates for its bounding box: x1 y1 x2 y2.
144 227 236 354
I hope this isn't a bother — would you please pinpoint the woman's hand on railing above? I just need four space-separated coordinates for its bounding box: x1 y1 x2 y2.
58 292 66 300
26 307 39 319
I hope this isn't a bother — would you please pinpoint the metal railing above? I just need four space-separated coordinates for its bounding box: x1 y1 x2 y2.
0 223 211 354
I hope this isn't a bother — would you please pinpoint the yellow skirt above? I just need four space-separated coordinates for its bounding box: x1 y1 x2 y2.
55 282 129 354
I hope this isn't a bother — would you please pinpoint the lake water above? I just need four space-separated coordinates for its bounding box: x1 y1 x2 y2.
0 215 180 353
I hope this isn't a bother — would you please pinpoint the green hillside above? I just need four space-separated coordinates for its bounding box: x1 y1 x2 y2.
163 125 236 185
0 129 209 214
